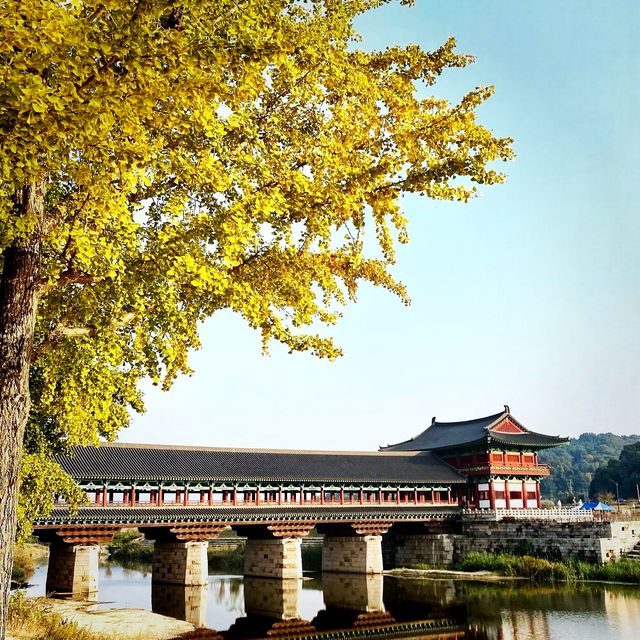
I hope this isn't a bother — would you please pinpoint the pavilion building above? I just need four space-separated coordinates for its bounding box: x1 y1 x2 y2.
380 405 568 509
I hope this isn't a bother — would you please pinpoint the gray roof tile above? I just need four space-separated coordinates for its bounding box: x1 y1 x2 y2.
382 409 568 452
56 444 466 484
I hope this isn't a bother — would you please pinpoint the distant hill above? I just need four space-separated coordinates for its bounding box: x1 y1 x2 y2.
539 433 640 501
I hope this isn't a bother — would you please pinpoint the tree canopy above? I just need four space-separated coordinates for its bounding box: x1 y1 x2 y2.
1 0 512 533
590 441 640 501
540 432 640 502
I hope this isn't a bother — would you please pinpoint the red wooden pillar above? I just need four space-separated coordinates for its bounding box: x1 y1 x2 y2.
208 487 213 506
359 488 364 504
396 488 401 505
256 487 261 506
102 485 107 507
378 488 383 504
414 488 418 504
536 482 542 508
232 488 237 506
299 488 304 505
522 480 528 509
278 487 283 505
158 487 163 506
340 488 344 505
183 487 189 506
489 481 496 509
447 487 451 504
130 486 136 506
505 481 511 509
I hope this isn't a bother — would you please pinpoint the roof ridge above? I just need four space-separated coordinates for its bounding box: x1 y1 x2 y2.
433 410 506 427
92 442 432 457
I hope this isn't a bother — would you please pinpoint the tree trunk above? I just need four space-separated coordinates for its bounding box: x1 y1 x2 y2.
0 182 45 640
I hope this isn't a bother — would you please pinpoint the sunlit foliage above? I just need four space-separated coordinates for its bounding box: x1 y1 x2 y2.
0 0 513 533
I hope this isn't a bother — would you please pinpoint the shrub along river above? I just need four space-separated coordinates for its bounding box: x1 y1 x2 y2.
22 558 640 640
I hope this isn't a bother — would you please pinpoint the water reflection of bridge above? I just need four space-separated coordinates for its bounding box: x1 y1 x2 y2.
149 573 640 640
153 573 474 640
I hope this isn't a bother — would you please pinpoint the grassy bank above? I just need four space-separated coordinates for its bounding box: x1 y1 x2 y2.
455 551 640 584
8 592 112 640
11 543 48 587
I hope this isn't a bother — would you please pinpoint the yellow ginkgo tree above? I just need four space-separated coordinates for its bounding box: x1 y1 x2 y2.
0 0 512 631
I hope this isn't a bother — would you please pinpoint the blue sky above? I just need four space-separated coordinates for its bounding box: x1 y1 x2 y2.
123 1 640 448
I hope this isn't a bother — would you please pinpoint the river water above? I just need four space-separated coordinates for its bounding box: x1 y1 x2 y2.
23 562 640 640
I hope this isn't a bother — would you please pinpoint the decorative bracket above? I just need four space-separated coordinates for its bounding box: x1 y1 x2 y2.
351 521 393 536
167 522 228 541
266 521 315 538
54 525 123 545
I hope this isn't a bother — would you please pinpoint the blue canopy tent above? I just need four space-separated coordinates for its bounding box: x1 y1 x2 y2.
579 500 615 511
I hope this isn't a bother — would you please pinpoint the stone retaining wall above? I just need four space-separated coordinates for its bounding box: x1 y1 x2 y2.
456 520 640 564
382 520 640 568
382 533 456 568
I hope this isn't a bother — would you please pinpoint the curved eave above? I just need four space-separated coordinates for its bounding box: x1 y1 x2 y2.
488 434 569 449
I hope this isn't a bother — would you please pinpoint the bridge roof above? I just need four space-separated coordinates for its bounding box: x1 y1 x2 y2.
380 407 568 452
56 444 466 484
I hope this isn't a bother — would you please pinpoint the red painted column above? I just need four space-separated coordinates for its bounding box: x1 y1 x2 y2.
233 488 237 506
278 487 283 505
130 487 136 506
208 487 213 506
489 481 496 509
340 488 344 505
183 487 188 506
102 486 107 507
256 487 261 506
536 482 542 508
505 481 511 509
414 488 418 504
447 487 451 504
320 487 325 505
158 487 163 506
396 488 400 505
300 488 304 505
378 488 383 504
522 480 528 509
359 488 364 504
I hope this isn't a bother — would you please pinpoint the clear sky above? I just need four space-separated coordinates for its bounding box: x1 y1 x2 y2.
123 1 640 449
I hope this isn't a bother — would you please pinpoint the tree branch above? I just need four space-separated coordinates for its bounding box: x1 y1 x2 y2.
37 269 106 296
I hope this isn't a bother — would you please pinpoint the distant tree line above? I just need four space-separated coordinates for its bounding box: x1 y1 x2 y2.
590 442 640 502
539 433 640 502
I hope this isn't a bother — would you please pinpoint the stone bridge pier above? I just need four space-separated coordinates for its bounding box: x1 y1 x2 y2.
140 523 227 587
235 523 314 579
35 526 122 597
317 522 392 574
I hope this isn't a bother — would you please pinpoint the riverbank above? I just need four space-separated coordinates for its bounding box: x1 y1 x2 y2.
453 551 640 584
11 543 48 588
7 592 193 640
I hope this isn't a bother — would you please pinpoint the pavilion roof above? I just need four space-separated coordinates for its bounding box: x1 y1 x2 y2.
380 407 568 452
55 443 466 485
